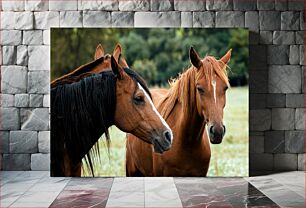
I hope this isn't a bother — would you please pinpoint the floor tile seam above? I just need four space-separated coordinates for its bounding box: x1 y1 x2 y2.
15 177 71 207
144 177 146 208
105 178 117 207
268 178 305 200
247 178 294 208
270 177 305 198
44 179 73 207
5 174 47 207
1 171 25 187
172 177 188 208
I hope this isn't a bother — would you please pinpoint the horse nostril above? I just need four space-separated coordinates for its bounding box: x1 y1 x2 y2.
223 125 226 134
164 131 172 144
209 126 214 135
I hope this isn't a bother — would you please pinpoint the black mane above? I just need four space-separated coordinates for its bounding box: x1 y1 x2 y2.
51 68 151 177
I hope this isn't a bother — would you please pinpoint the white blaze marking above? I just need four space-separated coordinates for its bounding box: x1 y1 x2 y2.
137 83 173 142
212 79 217 104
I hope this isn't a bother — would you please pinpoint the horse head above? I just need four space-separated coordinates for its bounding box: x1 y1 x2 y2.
189 47 231 144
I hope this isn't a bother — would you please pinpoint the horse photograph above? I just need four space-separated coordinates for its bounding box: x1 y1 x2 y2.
51 28 248 177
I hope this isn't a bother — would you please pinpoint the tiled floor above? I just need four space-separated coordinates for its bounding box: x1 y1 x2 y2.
1 171 305 208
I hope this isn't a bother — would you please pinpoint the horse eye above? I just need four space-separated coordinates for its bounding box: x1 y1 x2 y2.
197 87 205 94
134 96 145 104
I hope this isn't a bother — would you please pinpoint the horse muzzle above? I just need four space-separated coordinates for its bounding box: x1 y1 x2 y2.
152 130 173 154
208 124 225 144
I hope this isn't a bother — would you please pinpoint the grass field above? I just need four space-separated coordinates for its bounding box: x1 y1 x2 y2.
82 86 248 177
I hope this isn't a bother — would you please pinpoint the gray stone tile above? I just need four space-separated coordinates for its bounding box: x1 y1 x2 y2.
274 153 298 170
250 153 273 171
275 0 287 11
79 0 118 11
250 94 266 109
264 131 285 153
59 11 82 27
259 11 281 30
106 191 144 207
119 0 150 11
135 12 180 27
21 108 49 131
286 94 304 108
245 11 258 32
295 108 305 130
266 93 285 108
49 0 77 10
298 154 305 171
250 109 271 131
233 0 256 10
1 66 27 94
31 153 50 170
181 12 192 27
268 65 301 94
272 108 295 130
0 131 9 154
281 11 300 30
174 0 205 11
216 11 244 27
285 131 305 153
206 0 233 10
267 45 289 65
260 31 272 44
257 0 274 10
273 31 295 45
112 12 134 27
151 0 173 11
110 177 144 192
249 135 264 153
0 108 20 130
83 11 112 27
0 94 14 107
10 131 38 153
193 12 215 27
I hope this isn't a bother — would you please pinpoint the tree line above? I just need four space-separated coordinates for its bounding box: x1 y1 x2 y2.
51 28 248 86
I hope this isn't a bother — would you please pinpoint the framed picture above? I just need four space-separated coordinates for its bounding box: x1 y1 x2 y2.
51 28 249 177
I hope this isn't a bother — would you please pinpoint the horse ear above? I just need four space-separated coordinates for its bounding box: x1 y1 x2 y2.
94 44 105 60
220 49 232 65
113 44 122 62
189 47 202 69
111 56 123 79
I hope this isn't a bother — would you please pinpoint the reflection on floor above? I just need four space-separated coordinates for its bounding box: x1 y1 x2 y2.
1 171 304 208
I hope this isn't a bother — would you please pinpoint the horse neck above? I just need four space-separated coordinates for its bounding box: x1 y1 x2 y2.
181 67 205 144
51 73 116 174
172 67 206 143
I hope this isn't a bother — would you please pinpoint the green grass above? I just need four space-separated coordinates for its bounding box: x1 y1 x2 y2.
82 86 249 177
208 86 248 176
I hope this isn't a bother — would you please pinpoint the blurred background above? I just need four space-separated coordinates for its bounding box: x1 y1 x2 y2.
51 28 249 176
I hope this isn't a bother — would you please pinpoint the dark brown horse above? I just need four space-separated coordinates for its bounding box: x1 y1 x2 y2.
51 46 172 177
126 47 231 176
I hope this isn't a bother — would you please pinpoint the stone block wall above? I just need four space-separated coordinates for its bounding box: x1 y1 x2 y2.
0 0 304 175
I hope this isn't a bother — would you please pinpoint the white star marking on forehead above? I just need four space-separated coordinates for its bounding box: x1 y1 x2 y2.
212 79 216 104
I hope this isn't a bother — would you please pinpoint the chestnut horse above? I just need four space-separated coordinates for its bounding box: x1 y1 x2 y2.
126 47 231 176
51 47 172 177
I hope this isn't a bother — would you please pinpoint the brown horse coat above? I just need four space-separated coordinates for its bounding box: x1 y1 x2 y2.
126 48 231 176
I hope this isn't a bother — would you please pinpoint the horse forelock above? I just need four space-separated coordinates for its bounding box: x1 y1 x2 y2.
199 56 230 89
124 68 152 99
